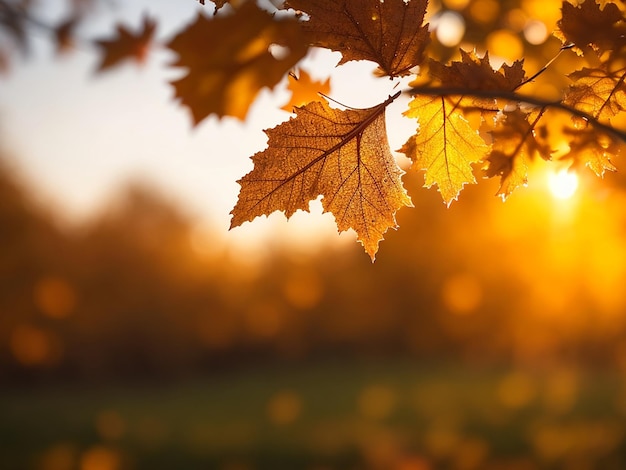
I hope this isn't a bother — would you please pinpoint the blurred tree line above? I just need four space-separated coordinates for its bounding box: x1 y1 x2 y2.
3 155 626 386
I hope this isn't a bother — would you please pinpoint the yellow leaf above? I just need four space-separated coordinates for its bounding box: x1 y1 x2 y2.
231 95 412 260
400 95 489 204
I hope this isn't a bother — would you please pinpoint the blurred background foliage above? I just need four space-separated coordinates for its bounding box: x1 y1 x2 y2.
3 152 626 469
3 0 626 469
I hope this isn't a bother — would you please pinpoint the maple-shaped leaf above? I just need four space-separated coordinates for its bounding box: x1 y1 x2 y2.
94 16 156 72
564 68 626 121
231 95 412 260
400 95 490 204
556 0 626 57
167 2 307 122
562 127 618 176
285 0 430 77
429 51 525 92
281 70 330 112
484 109 552 198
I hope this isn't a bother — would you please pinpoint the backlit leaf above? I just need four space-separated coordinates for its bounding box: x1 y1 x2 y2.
562 127 619 176
564 67 626 121
285 0 430 77
400 95 490 204
484 109 552 198
231 95 412 260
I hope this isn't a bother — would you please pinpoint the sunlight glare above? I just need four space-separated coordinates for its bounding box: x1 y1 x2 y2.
548 170 578 200
435 11 466 47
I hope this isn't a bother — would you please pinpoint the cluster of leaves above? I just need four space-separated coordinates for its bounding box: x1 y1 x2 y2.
2 0 626 260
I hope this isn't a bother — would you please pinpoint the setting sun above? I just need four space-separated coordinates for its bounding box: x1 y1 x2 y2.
548 169 578 200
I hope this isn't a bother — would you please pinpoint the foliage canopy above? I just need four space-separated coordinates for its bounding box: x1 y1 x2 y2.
2 0 626 259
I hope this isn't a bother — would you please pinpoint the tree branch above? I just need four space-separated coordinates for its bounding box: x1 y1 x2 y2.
405 86 626 144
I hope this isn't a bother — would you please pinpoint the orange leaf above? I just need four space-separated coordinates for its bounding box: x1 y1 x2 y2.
564 67 626 121
231 95 412 260
281 70 331 113
400 95 489 204
285 0 430 77
94 16 156 72
167 3 307 123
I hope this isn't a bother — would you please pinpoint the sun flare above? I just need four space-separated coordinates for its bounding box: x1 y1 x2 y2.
548 170 578 200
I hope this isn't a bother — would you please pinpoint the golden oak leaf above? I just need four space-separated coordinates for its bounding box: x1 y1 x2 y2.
94 16 156 72
429 51 525 92
231 95 412 260
556 0 626 56
400 95 489 204
484 109 552 198
167 3 307 123
562 127 618 176
285 0 430 77
564 67 626 121
281 69 331 112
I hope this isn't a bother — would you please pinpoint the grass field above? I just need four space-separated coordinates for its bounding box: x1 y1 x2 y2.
2 360 626 470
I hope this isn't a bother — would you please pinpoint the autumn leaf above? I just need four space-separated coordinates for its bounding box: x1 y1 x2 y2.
94 16 156 72
564 67 626 121
167 2 307 122
281 69 331 113
231 94 412 260
428 51 525 93
562 127 618 176
484 109 552 198
285 0 430 77
400 95 490 204
556 0 626 57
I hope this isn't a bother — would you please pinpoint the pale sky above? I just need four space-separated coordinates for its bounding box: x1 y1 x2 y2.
0 0 416 247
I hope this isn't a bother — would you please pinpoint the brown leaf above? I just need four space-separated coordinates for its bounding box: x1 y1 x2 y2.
281 69 330 112
556 0 626 56
167 3 307 123
400 95 490 204
231 95 412 260
484 109 551 199
285 0 430 77
94 16 156 72
429 50 525 92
